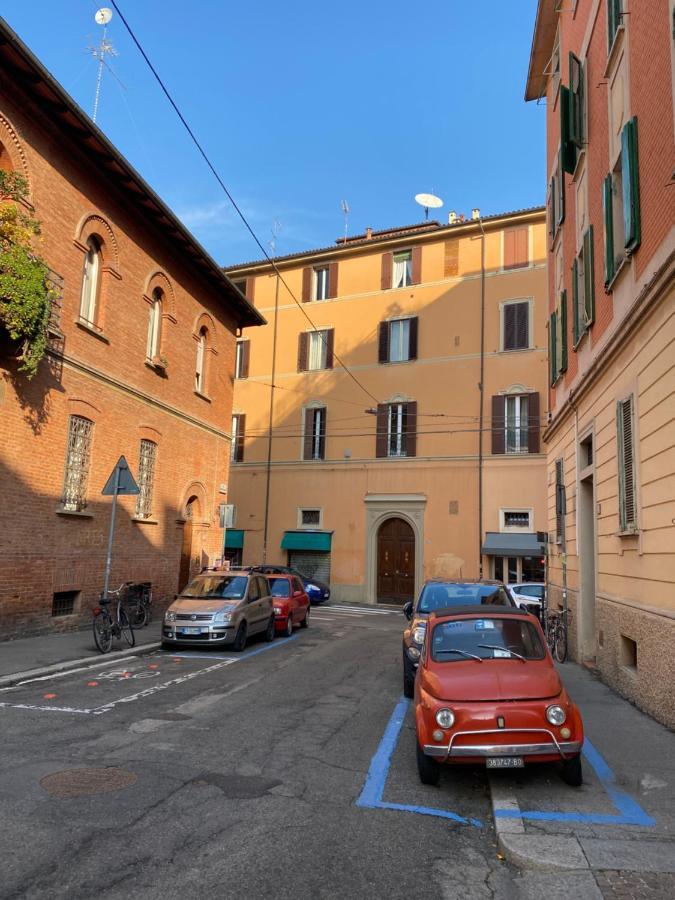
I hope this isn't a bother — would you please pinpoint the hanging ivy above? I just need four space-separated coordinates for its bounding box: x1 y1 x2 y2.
0 170 53 378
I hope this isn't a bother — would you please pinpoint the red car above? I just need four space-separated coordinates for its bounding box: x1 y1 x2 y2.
266 575 310 636
414 606 584 787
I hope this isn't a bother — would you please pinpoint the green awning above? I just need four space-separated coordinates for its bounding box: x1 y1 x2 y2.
224 529 244 549
280 530 333 552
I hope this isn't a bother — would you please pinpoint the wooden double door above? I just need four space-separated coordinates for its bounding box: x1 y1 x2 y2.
376 517 415 605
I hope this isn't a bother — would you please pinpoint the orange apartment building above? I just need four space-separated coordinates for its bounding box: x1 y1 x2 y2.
526 0 675 727
0 20 262 639
225 207 549 606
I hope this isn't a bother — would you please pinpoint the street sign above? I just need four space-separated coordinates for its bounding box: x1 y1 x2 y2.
102 456 140 496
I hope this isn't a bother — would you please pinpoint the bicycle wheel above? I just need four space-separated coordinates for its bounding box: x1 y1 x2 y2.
554 622 567 663
118 608 136 648
546 619 557 655
131 602 148 628
93 612 113 654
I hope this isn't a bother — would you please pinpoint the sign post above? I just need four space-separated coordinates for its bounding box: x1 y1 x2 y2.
101 456 140 599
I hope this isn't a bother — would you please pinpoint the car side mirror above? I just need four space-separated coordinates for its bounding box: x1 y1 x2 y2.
403 601 413 621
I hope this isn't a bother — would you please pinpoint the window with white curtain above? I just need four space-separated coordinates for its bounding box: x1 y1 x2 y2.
313 266 329 301
308 331 327 370
387 403 406 456
146 289 162 360
389 319 410 362
79 236 101 325
505 394 529 453
393 250 412 288
195 329 207 392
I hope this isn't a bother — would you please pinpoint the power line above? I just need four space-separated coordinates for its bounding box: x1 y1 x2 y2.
106 0 381 407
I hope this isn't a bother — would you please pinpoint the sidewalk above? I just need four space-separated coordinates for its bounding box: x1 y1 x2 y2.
0 623 161 686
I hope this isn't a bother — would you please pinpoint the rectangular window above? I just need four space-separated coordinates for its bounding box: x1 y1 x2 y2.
608 0 623 50
548 151 565 241
376 401 417 458
503 510 531 529
505 394 529 454
298 330 333 372
313 266 329 301
231 414 245 463
303 407 326 461
502 301 530 351
549 310 558 385
379 317 418 363
235 340 249 379
569 53 584 149
299 508 322 527
555 458 566 543
387 403 407 457
52 590 79 617
503 227 529 269
604 118 640 286
62 415 93 512
135 439 157 519
617 395 637 531
573 226 595 344
393 250 413 288
308 331 328 370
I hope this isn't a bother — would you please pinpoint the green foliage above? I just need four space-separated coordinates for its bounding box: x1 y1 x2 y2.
0 170 53 378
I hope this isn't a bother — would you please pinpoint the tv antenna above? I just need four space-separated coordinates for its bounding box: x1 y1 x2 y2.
269 219 282 256
89 8 119 124
414 192 444 221
341 199 350 243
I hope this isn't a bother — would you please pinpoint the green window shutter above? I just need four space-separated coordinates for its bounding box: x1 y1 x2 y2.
560 291 568 373
556 150 565 226
621 117 641 252
617 395 636 531
549 311 557 385
572 258 580 345
569 53 584 149
549 176 556 240
603 173 615 286
608 0 622 49
583 225 595 326
560 86 576 174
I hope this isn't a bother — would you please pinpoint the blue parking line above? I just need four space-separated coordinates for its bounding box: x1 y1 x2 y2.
356 696 482 827
159 634 298 662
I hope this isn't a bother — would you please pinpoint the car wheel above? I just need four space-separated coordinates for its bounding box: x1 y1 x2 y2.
284 616 293 638
416 742 441 786
161 641 174 650
300 606 310 628
265 616 275 642
233 622 248 652
560 754 583 787
403 668 415 699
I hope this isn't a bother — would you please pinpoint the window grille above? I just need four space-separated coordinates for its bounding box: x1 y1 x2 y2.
52 590 78 617
504 510 530 529
135 440 157 519
300 509 321 526
62 416 93 511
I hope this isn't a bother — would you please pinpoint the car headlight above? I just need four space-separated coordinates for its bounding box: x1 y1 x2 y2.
273 606 282 615
412 625 426 645
406 646 420 661
165 611 176 623
435 708 455 729
546 705 566 726
213 611 231 624
305 583 318 591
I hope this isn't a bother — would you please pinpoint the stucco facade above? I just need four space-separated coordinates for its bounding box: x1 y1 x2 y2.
226 208 549 606
526 0 675 727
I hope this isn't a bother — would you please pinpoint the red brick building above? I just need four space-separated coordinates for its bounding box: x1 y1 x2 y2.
0 20 263 639
526 1 675 726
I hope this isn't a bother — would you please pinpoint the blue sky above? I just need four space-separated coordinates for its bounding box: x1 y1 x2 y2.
2 1 543 266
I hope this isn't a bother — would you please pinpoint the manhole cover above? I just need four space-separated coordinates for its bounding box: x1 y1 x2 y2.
40 767 137 798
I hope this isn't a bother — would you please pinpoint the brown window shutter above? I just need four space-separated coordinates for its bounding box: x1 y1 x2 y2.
376 404 388 458
325 329 334 368
504 304 517 350
405 401 417 457
297 332 308 372
408 317 418 360
411 246 422 284
301 267 312 302
516 302 529 348
235 414 246 462
319 407 326 459
444 239 459 277
240 340 250 378
328 262 338 299
245 276 256 302
303 408 314 460
491 396 505 454
381 253 393 290
504 229 516 268
528 392 540 453
516 227 528 266
378 321 390 363
505 228 528 269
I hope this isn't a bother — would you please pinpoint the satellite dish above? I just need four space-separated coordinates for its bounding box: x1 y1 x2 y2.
415 192 443 221
95 8 113 25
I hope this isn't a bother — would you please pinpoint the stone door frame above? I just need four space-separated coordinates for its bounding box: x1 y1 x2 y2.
365 493 426 605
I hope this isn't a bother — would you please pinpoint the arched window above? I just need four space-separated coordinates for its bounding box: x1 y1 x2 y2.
195 327 207 393
0 140 13 173
146 287 162 360
80 235 101 325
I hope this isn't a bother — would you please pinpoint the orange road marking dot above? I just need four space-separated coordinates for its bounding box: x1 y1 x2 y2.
172 658 182 663
43 693 57 700
87 681 98 687
148 664 159 669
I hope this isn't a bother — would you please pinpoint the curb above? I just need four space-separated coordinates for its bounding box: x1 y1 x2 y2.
0 641 161 689
489 776 590 871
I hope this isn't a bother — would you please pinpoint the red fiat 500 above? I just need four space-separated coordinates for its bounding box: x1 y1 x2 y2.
414 607 584 786
266 575 310 637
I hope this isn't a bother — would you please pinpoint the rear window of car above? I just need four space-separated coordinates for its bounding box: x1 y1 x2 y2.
515 585 544 599
417 583 511 613
268 578 291 598
181 575 248 600
430 618 545 662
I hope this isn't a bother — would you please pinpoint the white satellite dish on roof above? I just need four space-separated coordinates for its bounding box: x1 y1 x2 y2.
95 8 113 25
415 192 443 221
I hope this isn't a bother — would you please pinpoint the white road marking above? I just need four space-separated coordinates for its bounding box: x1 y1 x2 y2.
13 651 161 686
0 702 93 714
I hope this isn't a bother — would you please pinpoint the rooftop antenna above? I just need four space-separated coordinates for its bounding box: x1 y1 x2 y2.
415 192 444 221
341 200 350 243
89 8 117 124
269 219 282 256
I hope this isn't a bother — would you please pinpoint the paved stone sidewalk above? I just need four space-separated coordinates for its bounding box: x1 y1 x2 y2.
595 870 675 899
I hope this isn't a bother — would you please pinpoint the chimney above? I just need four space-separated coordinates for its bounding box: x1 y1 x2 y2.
365 227 373 240
472 208 480 220
448 211 457 224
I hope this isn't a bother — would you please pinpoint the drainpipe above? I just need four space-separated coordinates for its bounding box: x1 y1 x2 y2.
262 271 281 564
477 217 486 578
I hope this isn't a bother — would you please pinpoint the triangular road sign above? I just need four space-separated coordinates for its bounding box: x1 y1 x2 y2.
102 455 140 496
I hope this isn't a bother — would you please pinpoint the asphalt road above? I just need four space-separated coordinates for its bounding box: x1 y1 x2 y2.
1 605 672 900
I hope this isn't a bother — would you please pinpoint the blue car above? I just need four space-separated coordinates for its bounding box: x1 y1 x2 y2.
251 565 330 604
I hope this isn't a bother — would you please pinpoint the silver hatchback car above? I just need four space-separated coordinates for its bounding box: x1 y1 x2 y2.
162 570 275 651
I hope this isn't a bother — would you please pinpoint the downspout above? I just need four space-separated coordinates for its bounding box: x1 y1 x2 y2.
262 271 281 564
477 217 486 578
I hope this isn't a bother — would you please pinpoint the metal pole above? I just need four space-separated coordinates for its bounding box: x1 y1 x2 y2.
103 464 120 599
477 217 486 579
262 272 281 563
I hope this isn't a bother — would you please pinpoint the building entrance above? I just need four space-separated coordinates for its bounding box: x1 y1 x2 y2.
376 517 415 604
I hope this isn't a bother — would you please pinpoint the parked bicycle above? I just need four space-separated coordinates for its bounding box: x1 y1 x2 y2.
546 607 571 663
92 584 136 654
123 581 153 628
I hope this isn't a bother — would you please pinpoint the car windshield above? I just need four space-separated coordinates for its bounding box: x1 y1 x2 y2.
268 578 291 598
180 575 248 600
516 585 544 599
430 618 545 662
418 583 510 613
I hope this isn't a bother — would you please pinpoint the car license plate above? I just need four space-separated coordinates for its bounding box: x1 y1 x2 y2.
179 627 202 635
486 757 524 769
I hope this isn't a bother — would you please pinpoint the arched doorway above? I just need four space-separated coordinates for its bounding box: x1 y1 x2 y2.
377 517 415 604
178 495 199 591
